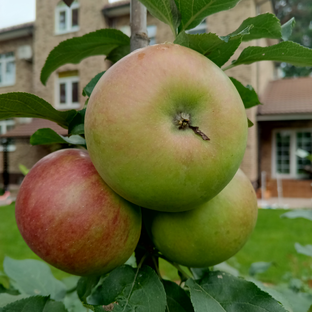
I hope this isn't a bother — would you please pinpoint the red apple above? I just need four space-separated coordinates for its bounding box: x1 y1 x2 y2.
15 149 142 276
85 43 248 212
144 169 258 268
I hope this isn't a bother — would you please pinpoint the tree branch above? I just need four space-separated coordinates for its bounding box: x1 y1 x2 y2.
130 0 149 51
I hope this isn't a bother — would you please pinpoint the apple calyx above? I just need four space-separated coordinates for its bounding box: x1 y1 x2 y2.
175 112 210 141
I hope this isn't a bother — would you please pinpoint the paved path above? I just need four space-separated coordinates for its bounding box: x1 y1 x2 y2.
258 197 312 209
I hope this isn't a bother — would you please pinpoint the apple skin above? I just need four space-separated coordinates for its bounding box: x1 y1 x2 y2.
144 169 258 268
15 149 142 276
85 43 248 212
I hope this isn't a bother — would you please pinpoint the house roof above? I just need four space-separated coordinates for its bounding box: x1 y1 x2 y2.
1 118 68 139
102 1 130 17
258 77 312 115
0 22 34 42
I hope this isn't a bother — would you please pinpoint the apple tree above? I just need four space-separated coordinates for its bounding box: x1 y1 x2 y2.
1 0 312 311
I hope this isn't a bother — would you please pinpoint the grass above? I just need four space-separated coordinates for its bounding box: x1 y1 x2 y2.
159 208 312 285
1 203 312 285
0 203 71 280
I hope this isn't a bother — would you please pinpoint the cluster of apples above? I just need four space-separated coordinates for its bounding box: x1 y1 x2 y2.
15 43 258 276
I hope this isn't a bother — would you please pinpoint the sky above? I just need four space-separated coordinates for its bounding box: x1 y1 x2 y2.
0 0 36 29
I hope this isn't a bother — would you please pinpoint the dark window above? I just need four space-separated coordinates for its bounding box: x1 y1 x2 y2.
72 8 79 27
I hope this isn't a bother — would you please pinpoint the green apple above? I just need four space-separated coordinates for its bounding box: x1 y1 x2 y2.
15 149 142 276
144 169 258 268
85 43 248 212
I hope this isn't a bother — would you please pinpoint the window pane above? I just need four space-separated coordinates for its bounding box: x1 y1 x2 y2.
276 132 290 174
72 8 78 27
5 52 14 58
6 61 15 83
72 82 79 102
59 11 66 30
296 131 312 174
60 83 66 104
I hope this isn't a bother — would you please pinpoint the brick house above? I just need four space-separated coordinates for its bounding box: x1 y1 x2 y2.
258 77 312 198
3 0 308 199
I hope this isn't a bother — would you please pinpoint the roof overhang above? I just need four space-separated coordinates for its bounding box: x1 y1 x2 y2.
102 1 130 18
257 113 312 121
0 23 34 42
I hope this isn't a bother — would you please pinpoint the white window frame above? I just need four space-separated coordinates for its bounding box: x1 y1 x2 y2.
0 119 16 152
147 25 157 45
0 52 16 87
55 0 79 35
55 76 80 109
186 20 207 35
272 128 312 179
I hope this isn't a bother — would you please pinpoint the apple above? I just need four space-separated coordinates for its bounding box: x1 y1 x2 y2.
144 169 258 268
85 43 248 212
15 149 142 276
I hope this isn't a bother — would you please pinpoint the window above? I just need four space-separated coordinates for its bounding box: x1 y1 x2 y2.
272 129 312 178
147 25 157 45
186 20 207 35
55 0 79 34
56 71 80 109
0 119 16 152
0 52 15 87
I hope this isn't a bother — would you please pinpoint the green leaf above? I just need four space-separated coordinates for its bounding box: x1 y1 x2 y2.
163 280 194 312
229 77 261 109
106 45 130 63
18 164 30 176
0 294 29 308
249 262 272 276
228 41 312 69
1 296 68 312
0 93 76 128
295 243 312 257
222 13 281 42
175 0 241 32
82 73 105 98
63 0 74 7
248 118 254 128
30 128 86 147
190 268 210 280
174 28 250 67
281 210 312 221
3 257 66 301
88 265 166 312
77 276 100 303
40 29 130 85
68 109 86 136
138 0 180 35
247 279 294 312
281 17 296 41
186 271 287 311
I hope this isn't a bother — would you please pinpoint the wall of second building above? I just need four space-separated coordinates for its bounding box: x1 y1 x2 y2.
33 0 111 108
0 35 33 95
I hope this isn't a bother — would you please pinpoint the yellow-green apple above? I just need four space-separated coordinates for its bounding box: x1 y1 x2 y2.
144 169 258 268
15 149 142 276
85 43 248 212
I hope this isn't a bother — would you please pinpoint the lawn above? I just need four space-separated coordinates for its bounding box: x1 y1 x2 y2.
0 203 71 280
1 203 312 285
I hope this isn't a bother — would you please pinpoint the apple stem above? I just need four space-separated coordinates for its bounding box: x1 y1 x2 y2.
189 125 210 141
175 112 210 141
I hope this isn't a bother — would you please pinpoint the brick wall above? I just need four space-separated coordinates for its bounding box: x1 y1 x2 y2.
0 36 33 95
